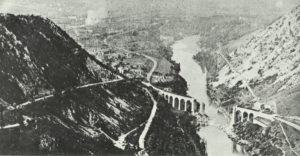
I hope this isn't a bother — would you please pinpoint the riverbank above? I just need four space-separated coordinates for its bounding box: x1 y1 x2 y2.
192 39 286 156
192 33 300 156
171 35 247 156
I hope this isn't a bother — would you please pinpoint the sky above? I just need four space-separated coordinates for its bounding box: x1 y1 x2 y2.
0 0 107 25
106 0 300 16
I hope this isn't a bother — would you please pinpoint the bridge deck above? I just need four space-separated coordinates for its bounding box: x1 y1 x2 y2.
143 82 193 100
236 106 275 121
235 106 300 131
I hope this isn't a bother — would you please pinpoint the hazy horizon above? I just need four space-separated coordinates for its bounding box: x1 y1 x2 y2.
0 0 299 21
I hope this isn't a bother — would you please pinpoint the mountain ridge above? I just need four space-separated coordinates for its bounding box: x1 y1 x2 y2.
0 13 205 155
0 14 151 154
213 5 300 115
0 13 120 104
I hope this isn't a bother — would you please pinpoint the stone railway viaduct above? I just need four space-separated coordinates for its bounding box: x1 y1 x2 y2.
161 91 205 114
143 82 205 114
231 106 276 128
231 106 300 132
119 48 206 114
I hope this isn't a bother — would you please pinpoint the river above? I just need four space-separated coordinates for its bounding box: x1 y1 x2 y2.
171 35 246 156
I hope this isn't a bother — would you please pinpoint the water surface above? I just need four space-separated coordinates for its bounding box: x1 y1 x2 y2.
171 35 246 156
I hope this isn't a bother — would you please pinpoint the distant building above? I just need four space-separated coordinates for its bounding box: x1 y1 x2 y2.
132 68 144 78
111 61 120 69
125 73 134 79
117 66 129 74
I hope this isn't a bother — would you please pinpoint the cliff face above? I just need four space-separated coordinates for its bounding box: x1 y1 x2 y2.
212 6 300 115
0 14 117 104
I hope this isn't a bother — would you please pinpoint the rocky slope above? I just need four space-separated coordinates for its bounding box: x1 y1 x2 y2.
0 14 119 105
0 14 206 155
211 6 300 116
145 96 207 156
193 6 300 155
0 14 152 154
0 80 154 154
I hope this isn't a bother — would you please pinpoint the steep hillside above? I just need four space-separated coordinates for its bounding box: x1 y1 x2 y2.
212 6 300 115
0 14 117 105
0 13 204 155
0 14 152 154
0 80 153 154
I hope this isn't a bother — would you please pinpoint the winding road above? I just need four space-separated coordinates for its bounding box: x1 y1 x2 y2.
114 122 145 150
138 89 158 150
0 123 20 130
112 47 158 82
1 31 162 153
10 79 124 110
1 79 124 129
279 123 299 156
0 48 160 153
113 46 160 154
275 116 300 132
142 54 157 82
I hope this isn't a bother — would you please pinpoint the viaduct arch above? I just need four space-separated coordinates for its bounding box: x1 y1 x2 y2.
142 82 205 114
161 91 204 114
230 106 275 127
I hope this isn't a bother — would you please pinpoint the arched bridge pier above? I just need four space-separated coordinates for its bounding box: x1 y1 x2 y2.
161 92 205 114
230 105 275 127
142 82 205 114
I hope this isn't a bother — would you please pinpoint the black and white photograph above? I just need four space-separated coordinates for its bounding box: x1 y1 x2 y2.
0 0 299 155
